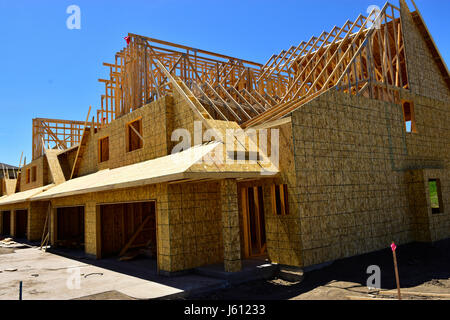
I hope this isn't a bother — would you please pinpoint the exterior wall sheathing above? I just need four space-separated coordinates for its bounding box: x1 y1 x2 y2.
291 87 449 267
47 180 226 274
20 156 50 192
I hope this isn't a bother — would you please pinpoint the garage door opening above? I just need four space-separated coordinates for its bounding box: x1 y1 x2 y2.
1 211 11 235
56 206 85 249
100 201 156 260
15 210 28 239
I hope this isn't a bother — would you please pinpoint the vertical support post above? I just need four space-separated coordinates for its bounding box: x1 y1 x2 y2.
50 206 57 246
220 179 242 272
10 210 16 237
0 211 3 235
84 201 100 258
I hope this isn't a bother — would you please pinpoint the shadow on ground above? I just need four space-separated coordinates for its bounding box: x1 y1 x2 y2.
45 247 227 297
187 239 450 300
27 238 450 300
48 248 161 281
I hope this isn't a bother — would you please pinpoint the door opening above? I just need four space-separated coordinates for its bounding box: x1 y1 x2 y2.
241 186 267 258
100 201 157 259
1 211 11 235
56 206 85 249
15 210 28 238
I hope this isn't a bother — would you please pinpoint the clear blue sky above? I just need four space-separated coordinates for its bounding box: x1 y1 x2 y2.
0 0 448 166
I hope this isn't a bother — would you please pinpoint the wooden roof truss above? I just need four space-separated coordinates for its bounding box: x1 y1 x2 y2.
94 2 410 131
96 35 285 127
244 2 408 127
32 118 87 160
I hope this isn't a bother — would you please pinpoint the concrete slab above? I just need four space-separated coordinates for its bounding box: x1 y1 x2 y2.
0 247 227 300
0 238 33 249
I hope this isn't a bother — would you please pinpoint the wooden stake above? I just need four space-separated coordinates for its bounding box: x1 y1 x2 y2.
70 106 92 179
2 164 7 180
391 242 401 300
18 152 23 170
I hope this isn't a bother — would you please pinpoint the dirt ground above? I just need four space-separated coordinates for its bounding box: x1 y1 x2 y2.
1 239 449 300
187 239 450 300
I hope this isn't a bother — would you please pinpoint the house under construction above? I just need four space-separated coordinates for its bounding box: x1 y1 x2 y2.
0 0 449 274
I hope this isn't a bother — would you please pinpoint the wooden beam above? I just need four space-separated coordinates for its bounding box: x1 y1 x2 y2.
129 122 144 141
70 106 92 180
217 84 251 120
119 215 152 257
192 82 228 121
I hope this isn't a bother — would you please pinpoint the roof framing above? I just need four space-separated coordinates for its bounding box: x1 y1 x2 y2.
93 1 413 132
27 0 449 161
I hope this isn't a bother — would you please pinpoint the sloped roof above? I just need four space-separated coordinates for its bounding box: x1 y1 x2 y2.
0 163 18 170
31 142 278 201
0 184 54 206
409 5 450 90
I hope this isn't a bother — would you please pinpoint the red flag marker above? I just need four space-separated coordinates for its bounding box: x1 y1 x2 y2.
391 242 397 252
124 36 130 45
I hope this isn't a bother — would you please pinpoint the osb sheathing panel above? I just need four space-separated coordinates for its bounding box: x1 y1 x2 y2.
165 181 224 272
75 91 219 178
49 184 164 260
0 202 30 213
195 120 279 174
2 178 17 196
0 200 49 241
237 177 302 267
58 147 78 180
400 1 450 102
77 96 171 176
292 88 449 267
28 201 49 241
48 181 224 273
220 179 241 272
45 150 66 185
422 169 450 242
167 92 243 153
400 91 449 165
404 168 450 243
75 89 273 181
251 121 303 267
404 169 431 242
20 156 50 192
166 90 203 152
